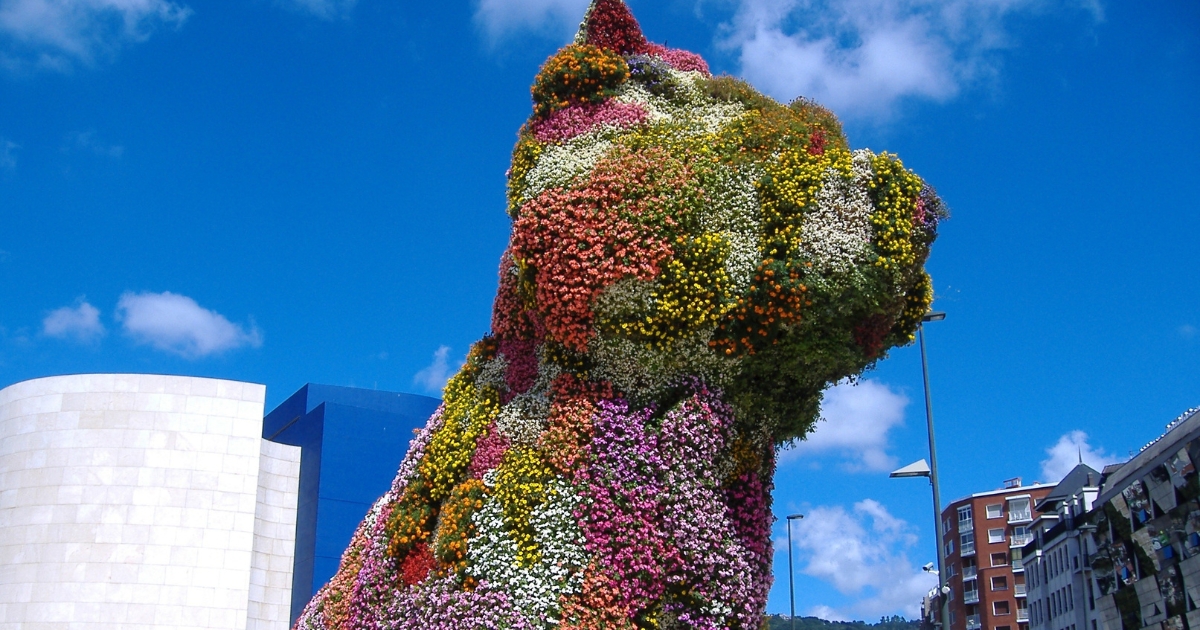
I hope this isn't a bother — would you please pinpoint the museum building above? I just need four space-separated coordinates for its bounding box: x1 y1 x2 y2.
0 374 438 630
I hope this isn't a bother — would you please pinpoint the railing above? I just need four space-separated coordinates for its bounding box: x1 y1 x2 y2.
962 542 976 557
1011 558 1024 572
960 519 974 533
963 566 977 580
1017 609 1030 622
1015 584 1027 597
964 589 980 605
1009 510 1033 524
1011 534 1034 548
966 615 982 630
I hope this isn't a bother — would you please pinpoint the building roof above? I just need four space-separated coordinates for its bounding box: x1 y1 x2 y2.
945 482 1052 507
1098 407 1200 505
1035 463 1100 511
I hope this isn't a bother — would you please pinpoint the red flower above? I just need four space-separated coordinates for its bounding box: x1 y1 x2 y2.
585 0 649 55
399 542 437 587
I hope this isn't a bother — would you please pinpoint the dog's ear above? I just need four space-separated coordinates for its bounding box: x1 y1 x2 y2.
578 0 649 55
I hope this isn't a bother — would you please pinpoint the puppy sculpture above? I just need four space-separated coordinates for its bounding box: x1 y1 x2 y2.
296 1 944 628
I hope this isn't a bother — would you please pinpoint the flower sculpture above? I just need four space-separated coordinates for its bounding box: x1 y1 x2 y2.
295 1 945 628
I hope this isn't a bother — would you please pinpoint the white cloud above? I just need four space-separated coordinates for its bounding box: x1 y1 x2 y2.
0 137 16 168
790 499 937 619
69 130 123 158
0 0 191 70
413 345 464 394
719 0 1102 119
42 298 105 342
116 291 262 358
473 0 588 42
781 379 909 472
1041 430 1120 482
276 0 356 20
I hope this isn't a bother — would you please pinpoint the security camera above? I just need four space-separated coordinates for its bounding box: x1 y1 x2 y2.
923 562 936 572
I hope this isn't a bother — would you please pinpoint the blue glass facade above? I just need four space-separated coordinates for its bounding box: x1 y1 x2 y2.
262 384 440 624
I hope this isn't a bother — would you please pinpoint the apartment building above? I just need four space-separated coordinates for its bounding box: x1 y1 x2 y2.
940 480 1056 630
1021 464 1102 630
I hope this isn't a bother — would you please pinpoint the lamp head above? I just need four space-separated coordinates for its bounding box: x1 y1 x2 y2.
890 459 932 478
922 311 947 323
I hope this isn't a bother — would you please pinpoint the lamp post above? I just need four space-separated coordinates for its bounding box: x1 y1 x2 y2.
787 513 805 630
892 311 948 629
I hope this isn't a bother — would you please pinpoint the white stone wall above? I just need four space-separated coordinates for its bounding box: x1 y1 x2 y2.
247 439 301 630
0 374 297 630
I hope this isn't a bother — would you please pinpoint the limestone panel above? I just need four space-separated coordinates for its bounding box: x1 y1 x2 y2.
247 439 301 630
0 374 287 630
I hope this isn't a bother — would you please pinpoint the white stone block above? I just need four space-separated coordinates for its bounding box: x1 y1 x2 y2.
0 374 292 630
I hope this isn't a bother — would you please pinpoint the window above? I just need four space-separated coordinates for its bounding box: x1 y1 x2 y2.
948 563 958 577
992 576 1009 591
959 506 975 533
989 528 1007 544
945 517 953 534
1008 497 1032 523
946 539 956 556
1012 525 1031 546
992 552 1009 567
987 504 1004 519
997 626 1012 630
994 601 1011 616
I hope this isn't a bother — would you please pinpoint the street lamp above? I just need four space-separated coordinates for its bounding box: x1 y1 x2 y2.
787 514 805 630
891 310 948 629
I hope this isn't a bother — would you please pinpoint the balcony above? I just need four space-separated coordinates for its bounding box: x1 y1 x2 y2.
1015 584 1027 597
1011 534 1034 548
960 519 975 533
963 566 977 580
962 542 976 557
964 589 980 605
1008 510 1033 524
1011 558 1024 573
1017 609 1030 622
966 615 982 630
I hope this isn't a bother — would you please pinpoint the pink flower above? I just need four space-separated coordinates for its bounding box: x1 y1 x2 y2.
646 43 711 75
528 100 648 144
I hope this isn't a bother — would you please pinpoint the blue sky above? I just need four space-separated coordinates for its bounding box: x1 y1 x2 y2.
1 0 1197 621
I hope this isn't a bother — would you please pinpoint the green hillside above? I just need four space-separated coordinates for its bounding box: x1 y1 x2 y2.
764 615 922 630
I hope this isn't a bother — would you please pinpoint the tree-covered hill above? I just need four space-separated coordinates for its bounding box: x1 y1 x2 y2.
764 615 921 630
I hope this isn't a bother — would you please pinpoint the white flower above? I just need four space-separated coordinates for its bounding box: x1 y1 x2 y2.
700 164 765 293
799 149 876 276
497 393 550 446
467 479 589 626
522 136 612 200
476 354 510 393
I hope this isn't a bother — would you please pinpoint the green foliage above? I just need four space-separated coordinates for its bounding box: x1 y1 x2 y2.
763 614 922 630
1113 586 1141 630
704 75 781 112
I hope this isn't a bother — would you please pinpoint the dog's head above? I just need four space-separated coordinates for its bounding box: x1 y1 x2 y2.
491 0 944 444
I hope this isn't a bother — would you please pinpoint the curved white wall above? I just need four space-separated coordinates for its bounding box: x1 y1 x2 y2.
0 374 300 630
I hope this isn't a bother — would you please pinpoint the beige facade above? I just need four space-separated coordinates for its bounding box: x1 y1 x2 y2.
0 374 300 630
